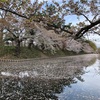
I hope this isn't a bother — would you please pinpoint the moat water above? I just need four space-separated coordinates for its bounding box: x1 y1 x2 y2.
0 54 100 100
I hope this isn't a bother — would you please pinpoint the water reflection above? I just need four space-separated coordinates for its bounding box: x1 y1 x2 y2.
0 54 100 100
56 59 100 100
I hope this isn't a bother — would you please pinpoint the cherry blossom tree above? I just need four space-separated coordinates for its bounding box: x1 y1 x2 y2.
0 0 99 55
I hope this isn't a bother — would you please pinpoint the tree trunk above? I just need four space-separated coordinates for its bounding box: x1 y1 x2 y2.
28 39 33 49
0 32 3 45
14 39 21 57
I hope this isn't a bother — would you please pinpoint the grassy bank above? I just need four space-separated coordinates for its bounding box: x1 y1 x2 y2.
98 48 100 54
0 46 42 59
0 46 86 59
85 40 97 51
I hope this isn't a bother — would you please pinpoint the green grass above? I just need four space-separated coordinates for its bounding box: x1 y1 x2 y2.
0 45 88 59
0 46 15 58
85 40 97 51
41 49 85 58
18 47 42 59
0 46 43 59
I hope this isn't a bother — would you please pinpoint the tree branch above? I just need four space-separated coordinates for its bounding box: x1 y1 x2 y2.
0 7 100 40
79 12 92 24
75 18 100 39
47 23 73 35
0 7 28 19
6 27 17 38
92 14 99 22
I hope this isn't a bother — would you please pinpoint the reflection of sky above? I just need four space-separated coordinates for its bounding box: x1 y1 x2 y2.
56 59 100 100
81 59 100 88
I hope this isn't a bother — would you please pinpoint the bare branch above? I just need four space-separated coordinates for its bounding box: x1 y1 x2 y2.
93 31 100 35
75 18 100 39
6 27 17 38
92 14 99 22
79 12 92 24
0 7 28 19
47 23 73 35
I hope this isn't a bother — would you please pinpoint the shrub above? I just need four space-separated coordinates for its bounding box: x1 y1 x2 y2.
85 40 97 51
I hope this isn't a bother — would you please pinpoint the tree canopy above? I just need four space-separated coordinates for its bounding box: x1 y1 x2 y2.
0 0 99 56
0 0 100 38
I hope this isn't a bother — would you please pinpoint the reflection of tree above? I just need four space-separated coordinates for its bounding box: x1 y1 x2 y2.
74 68 85 82
94 59 100 75
0 68 85 100
0 78 73 99
0 55 97 99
